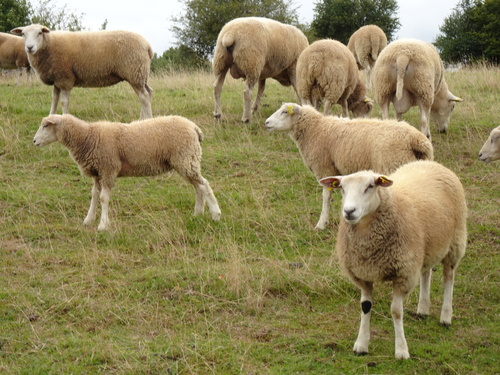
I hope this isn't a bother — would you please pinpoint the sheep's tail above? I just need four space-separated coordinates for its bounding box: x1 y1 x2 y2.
212 31 234 75
195 126 204 144
396 55 409 101
147 45 153 60
411 135 434 161
370 36 381 61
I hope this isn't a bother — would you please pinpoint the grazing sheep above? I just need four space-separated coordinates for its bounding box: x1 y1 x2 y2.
372 38 463 140
347 25 387 88
265 103 433 229
11 24 153 119
33 114 221 231
0 32 30 85
213 17 308 122
479 126 500 163
296 39 373 118
319 160 467 359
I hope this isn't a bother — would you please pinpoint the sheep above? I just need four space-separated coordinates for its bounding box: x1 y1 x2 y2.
319 160 467 359
33 114 222 231
264 103 433 229
347 25 387 89
0 32 30 85
11 24 153 119
212 17 308 123
372 38 463 140
296 39 373 118
479 126 500 163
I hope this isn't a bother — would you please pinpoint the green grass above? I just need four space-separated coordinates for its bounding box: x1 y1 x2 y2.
0 66 499 374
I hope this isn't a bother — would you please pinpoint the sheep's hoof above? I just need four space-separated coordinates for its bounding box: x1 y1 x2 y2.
241 118 250 123
354 350 368 356
440 321 452 328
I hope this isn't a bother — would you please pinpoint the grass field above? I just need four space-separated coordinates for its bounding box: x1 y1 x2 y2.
0 65 499 374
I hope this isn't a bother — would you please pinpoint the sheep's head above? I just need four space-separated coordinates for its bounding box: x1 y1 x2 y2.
319 172 393 225
431 83 463 133
264 103 302 131
11 24 50 55
33 115 61 147
349 97 374 118
479 126 500 163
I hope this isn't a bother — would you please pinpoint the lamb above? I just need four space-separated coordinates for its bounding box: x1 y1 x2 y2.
479 126 500 163
319 160 467 359
33 114 221 231
372 38 463 140
212 17 308 123
296 39 373 118
0 32 30 85
11 24 153 119
347 25 387 88
264 103 433 229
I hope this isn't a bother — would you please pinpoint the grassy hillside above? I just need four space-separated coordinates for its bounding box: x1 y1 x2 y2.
0 66 498 374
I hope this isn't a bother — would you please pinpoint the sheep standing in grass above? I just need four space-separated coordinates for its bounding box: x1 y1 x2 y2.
213 17 308 123
33 114 221 231
319 160 467 359
347 25 387 89
296 39 373 117
0 32 30 85
479 126 500 163
372 38 463 140
265 103 433 229
12 24 153 119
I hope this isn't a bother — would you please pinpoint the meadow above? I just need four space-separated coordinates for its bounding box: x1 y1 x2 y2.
0 65 499 374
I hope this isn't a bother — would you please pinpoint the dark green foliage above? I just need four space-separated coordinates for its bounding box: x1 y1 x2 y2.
171 0 300 59
311 0 400 44
0 0 31 31
434 0 500 64
151 45 211 73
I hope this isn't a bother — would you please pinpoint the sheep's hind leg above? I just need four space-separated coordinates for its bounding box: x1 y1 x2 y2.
417 268 432 316
83 178 100 226
133 84 153 120
251 79 266 113
242 78 257 123
192 176 221 221
213 69 228 120
440 261 456 327
353 281 373 356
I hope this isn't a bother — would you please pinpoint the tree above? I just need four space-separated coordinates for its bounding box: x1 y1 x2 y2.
171 0 300 59
29 0 85 31
0 0 31 32
434 0 499 64
311 0 400 44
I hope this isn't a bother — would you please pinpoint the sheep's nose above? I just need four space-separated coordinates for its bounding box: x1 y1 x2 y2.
344 208 356 219
26 46 33 53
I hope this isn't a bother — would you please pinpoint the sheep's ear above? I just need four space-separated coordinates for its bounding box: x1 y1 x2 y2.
41 26 50 34
285 103 301 115
11 27 23 35
375 176 393 187
319 176 342 190
42 115 61 127
448 92 463 102
363 96 374 103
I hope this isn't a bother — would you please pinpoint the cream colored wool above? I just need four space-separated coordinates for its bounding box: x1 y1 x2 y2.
296 39 373 118
33 114 221 231
0 32 30 85
212 17 308 122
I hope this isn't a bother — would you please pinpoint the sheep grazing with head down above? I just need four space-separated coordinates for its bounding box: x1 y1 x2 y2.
0 32 30 85
33 114 221 231
11 24 153 119
372 38 463 140
479 126 500 163
265 103 433 229
319 160 467 359
212 17 308 123
347 25 387 89
296 39 373 118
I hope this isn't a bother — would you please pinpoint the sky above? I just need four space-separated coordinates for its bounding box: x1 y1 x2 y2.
50 0 459 55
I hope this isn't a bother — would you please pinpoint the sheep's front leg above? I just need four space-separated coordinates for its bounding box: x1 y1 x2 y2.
417 268 432 316
97 185 112 231
353 281 373 355
60 88 71 114
252 79 266 113
418 103 432 140
380 99 390 120
315 187 331 230
50 86 61 114
392 288 410 359
83 179 100 226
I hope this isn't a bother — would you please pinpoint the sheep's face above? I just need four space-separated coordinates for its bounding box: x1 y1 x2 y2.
431 88 463 133
11 24 50 55
479 126 500 163
33 116 60 147
319 172 393 225
264 103 301 132
349 98 373 118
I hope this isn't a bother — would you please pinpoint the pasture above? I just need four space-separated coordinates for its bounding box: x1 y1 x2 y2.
0 66 499 374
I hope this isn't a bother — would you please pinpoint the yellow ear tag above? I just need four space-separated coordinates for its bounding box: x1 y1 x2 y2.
287 105 294 115
364 97 372 103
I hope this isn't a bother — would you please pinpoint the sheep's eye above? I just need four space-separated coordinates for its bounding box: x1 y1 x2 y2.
365 184 374 193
